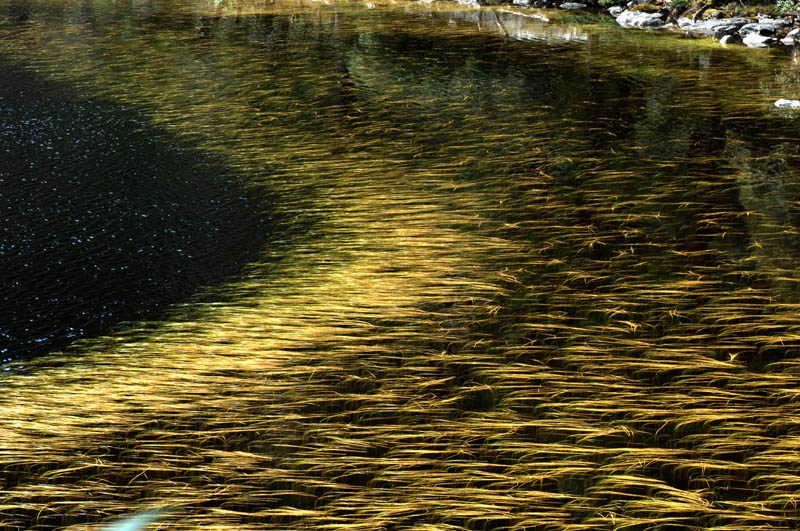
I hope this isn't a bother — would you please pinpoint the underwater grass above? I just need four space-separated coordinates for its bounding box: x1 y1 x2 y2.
1 0 800 530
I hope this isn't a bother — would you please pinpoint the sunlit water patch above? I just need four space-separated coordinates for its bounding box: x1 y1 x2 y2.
1 0 800 530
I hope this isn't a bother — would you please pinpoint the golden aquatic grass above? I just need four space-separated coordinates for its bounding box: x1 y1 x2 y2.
1 0 800 529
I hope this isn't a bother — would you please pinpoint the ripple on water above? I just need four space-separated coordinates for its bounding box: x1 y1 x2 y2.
2 1 800 530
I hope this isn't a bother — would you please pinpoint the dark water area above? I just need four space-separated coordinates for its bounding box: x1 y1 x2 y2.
1 0 800 530
0 60 273 361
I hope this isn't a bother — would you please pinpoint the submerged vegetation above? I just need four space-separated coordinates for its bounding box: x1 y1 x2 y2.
1 0 800 530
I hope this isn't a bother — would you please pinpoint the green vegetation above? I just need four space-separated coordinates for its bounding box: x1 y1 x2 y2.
629 3 663 11
775 0 800 13
717 0 800 15
670 0 689 11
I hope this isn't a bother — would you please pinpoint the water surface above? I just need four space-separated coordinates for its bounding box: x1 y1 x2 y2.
1 1 800 529
0 60 273 360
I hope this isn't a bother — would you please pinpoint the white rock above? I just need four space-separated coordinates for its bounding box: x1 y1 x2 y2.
683 17 748 36
739 22 776 36
719 34 736 45
609 5 624 16
775 99 800 109
616 10 666 28
758 16 793 27
742 32 776 47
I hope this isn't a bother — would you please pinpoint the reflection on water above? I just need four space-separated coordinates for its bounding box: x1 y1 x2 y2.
1 0 800 529
442 8 588 41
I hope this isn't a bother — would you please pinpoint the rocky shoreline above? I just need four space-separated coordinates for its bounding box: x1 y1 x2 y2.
497 0 800 48
610 4 799 47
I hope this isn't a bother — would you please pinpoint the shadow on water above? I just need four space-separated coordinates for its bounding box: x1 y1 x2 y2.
0 59 276 362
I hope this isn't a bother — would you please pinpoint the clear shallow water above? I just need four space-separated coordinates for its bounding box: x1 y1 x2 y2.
1 1 800 529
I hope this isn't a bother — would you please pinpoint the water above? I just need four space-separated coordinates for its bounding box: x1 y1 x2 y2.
1 0 800 529
0 61 273 361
